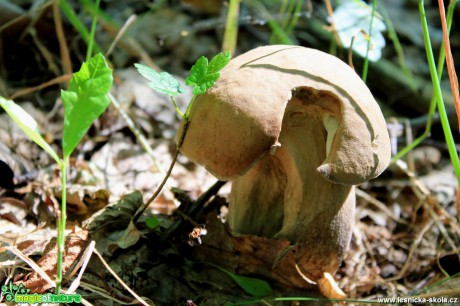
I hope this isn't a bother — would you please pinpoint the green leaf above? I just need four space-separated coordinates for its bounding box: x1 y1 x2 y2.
61 53 113 158
185 52 231 95
212 264 272 297
134 64 183 96
0 97 61 165
145 216 160 229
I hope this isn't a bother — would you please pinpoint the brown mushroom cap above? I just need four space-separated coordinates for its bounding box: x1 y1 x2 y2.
178 45 391 185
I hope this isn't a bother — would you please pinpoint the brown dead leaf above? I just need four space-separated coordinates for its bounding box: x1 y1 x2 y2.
20 229 89 293
54 185 110 221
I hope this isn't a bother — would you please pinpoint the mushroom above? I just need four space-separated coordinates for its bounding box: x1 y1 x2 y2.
177 45 391 297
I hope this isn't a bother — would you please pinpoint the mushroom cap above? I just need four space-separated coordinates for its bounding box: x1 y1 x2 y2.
178 45 391 184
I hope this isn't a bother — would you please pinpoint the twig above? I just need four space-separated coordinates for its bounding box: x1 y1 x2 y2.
53 0 72 83
10 74 71 100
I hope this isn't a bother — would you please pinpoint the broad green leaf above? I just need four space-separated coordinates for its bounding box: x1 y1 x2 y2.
134 64 183 96
212 264 272 297
61 53 113 158
0 97 61 165
186 52 231 95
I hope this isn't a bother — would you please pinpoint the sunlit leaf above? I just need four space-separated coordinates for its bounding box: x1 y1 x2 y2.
186 52 231 95
61 53 113 158
135 64 183 96
0 97 61 165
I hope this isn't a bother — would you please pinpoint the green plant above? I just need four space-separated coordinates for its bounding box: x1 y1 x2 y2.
393 0 460 186
131 51 231 221
392 0 457 163
222 0 241 55
0 53 113 293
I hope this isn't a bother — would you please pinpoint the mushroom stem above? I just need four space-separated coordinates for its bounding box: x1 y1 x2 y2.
229 94 355 282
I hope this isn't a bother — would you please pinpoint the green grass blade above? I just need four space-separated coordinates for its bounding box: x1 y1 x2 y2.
0 97 61 165
418 0 460 186
86 0 102 61
59 0 102 53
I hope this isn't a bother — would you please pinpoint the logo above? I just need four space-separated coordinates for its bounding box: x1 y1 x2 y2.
1 282 82 304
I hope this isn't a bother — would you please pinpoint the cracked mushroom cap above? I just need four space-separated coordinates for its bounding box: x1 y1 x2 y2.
178 45 391 184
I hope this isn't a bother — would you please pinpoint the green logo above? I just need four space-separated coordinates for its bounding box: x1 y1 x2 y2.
1 282 82 304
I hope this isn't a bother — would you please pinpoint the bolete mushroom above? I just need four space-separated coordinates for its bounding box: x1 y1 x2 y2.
177 45 391 297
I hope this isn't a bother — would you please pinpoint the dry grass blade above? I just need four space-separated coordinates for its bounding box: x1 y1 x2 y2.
385 220 434 282
5 246 56 288
53 0 72 81
356 188 406 224
437 0 460 130
92 248 150 306
65 240 96 293
79 281 140 304
107 14 137 56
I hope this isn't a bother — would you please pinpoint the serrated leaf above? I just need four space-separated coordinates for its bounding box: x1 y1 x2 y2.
135 64 183 96
212 264 272 297
185 56 208 87
207 51 231 74
0 97 61 165
185 52 231 95
61 53 113 158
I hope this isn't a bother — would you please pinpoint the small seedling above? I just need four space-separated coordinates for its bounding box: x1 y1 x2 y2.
131 51 231 223
0 53 113 293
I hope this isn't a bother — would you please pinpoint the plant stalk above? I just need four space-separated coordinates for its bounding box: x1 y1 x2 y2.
55 157 68 294
222 0 240 55
86 0 102 60
362 0 377 82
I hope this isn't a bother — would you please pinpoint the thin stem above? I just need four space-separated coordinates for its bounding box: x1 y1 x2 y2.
285 0 302 34
132 118 190 223
108 92 166 175
59 0 101 53
86 0 102 60
185 95 197 118
419 0 460 187
55 156 68 294
362 0 377 82
170 96 185 118
222 0 240 55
